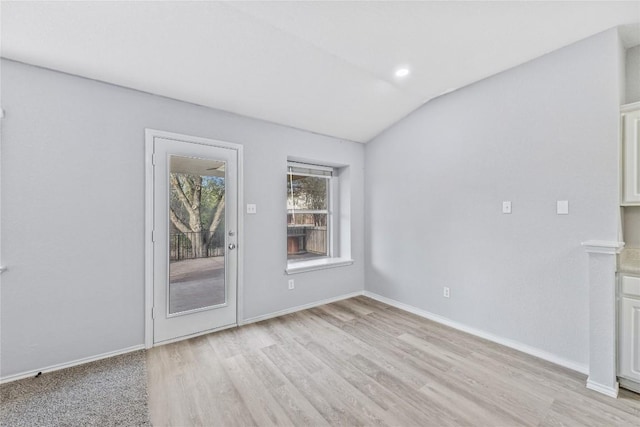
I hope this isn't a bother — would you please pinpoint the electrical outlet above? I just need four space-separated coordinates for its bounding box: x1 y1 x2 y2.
288 279 295 290
443 287 450 298
502 201 512 214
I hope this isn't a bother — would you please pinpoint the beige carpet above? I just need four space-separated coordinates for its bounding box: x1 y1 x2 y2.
0 351 150 426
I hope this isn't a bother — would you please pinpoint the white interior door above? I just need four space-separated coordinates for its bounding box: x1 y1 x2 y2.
150 133 238 344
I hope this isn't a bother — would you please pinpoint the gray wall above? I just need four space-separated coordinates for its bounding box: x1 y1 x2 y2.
623 207 640 247
364 29 621 367
626 45 640 104
623 45 640 247
0 60 365 377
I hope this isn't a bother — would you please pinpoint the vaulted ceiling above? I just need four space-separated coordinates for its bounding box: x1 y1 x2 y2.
2 1 639 142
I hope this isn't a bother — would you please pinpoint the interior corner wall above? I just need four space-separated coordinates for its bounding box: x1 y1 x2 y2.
623 45 640 247
0 59 365 378
623 207 640 247
364 28 621 367
626 44 640 104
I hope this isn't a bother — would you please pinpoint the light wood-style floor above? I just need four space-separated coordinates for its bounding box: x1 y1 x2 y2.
147 296 640 426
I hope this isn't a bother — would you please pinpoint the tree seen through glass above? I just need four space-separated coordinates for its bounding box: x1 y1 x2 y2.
287 173 329 260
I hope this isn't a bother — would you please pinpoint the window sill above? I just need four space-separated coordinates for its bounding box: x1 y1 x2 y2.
285 257 354 275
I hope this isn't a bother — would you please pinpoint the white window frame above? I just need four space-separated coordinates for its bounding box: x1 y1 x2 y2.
286 160 353 274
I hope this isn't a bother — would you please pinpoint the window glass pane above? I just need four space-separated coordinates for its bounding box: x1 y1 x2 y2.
288 174 328 211
287 169 330 261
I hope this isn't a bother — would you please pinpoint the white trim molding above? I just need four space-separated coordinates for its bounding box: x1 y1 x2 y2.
144 134 154 349
0 345 145 384
618 378 640 394
621 101 640 113
363 291 588 374
587 378 619 398
286 258 354 275
144 128 245 349
583 240 620 398
581 240 625 254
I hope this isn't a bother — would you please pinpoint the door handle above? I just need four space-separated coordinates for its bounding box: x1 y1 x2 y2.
228 243 236 250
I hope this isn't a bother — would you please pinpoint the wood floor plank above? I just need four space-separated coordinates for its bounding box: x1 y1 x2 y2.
146 346 171 426
544 387 640 425
466 350 586 397
539 396 636 427
274 313 318 345
185 337 257 426
147 296 640 426
418 382 514 427
437 351 553 426
351 295 395 311
310 364 397 426
303 339 397 411
346 353 458 426
342 319 455 380
313 303 358 323
350 317 456 374
240 350 287 390
295 310 364 353
333 297 375 317
398 333 469 365
238 346 330 426
303 338 440 426
260 343 362 425
221 354 294 427
238 323 278 351
268 382 330 427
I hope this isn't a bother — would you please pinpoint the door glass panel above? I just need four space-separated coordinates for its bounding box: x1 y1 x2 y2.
168 155 226 315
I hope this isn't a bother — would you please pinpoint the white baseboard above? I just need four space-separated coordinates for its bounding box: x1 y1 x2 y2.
1 292 363 384
0 344 145 385
587 377 619 398
363 291 589 375
618 377 640 394
2 291 591 386
241 290 364 325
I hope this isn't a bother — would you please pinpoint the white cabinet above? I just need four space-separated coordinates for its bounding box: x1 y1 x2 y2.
619 274 640 390
622 104 640 205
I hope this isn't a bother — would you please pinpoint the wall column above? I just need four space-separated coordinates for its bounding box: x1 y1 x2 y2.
582 240 625 397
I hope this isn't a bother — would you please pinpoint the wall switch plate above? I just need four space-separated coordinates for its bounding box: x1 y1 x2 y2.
443 287 450 298
288 279 295 290
557 200 569 215
246 204 257 214
502 201 512 214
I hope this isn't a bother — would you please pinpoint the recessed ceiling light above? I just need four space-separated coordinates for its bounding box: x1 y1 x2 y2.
395 68 410 78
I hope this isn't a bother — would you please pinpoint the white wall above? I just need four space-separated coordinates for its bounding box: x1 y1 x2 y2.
0 59 365 377
364 29 622 368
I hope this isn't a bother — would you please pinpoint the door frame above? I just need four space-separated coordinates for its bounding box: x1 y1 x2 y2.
144 129 244 348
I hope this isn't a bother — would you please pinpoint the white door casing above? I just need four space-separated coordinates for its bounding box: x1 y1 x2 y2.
145 129 243 346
